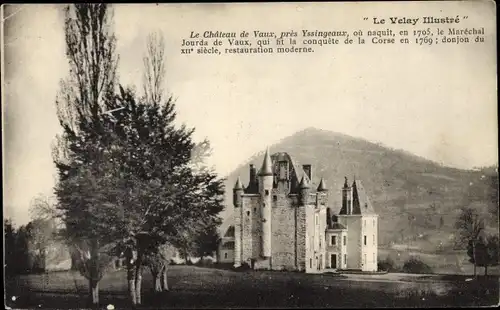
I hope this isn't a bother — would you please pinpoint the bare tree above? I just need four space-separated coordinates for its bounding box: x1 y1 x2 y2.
142 31 166 105
29 194 58 222
55 3 119 133
454 207 485 277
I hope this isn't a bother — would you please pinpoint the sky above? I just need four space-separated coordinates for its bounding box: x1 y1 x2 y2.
2 2 498 226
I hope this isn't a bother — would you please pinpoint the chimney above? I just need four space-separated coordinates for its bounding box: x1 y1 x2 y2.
248 164 257 191
302 164 312 181
249 164 256 181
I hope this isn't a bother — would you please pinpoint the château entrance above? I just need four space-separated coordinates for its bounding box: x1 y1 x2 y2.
330 254 337 269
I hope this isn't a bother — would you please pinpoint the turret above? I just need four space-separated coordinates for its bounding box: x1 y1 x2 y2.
233 177 244 208
298 174 311 206
317 177 328 192
259 147 273 258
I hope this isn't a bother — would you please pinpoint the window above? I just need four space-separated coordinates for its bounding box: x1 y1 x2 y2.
364 254 367 265
319 239 322 249
331 235 337 246
373 252 375 262
265 190 270 196
246 211 250 216
279 161 288 179
344 254 347 265
310 258 312 268
315 214 318 225
373 235 375 245
364 235 367 245
254 207 256 212
273 195 277 202
343 236 346 246
224 253 228 259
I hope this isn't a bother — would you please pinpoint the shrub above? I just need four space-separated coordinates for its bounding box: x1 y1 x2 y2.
378 256 396 272
233 262 251 271
402 257 433 274
196 257 214 267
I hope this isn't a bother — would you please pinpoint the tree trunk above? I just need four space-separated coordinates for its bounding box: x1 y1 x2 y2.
126 253 137 305
89 279 99 306
151 268 162 292
135 271 142 305
135 252 143 305
161 265 169 291
472 241 477 277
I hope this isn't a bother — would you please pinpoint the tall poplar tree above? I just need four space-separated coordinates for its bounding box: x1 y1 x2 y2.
52 4 119 306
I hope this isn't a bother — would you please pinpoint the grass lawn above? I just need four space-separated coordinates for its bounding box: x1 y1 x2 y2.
5 265 499 309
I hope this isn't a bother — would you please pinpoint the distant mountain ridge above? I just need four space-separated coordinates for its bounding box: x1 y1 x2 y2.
219 127 495 253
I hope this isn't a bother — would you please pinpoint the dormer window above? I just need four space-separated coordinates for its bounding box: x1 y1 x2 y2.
278 160 289 180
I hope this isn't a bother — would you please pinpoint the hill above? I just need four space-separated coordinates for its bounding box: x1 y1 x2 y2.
219 127 497 260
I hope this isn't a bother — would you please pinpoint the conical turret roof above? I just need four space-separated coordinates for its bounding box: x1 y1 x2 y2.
258 147 273 176
299 174 310 189
233 177 243 190
317 177 328 192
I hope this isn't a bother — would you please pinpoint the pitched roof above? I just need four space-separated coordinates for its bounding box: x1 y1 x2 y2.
352 180 376 215
218 212 234 236
224 225 235 237
253 151 312 193
338 179 376 215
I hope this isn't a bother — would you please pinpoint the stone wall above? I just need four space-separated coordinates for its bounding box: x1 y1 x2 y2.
271 196 296 269
295 206 306 271
234 209 242 266
241 195 260 265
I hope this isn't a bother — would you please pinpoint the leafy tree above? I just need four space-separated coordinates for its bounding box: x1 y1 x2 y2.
14 225 33 274
73 86 226 305
378 255 396 272
4 219 17 277
464 167 498 225
454 207 485 277
470 235 500 276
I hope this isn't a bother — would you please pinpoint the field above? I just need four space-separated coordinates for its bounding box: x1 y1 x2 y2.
5 265 499 309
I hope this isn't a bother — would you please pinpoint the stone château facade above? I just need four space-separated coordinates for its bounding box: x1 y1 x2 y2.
218 149 378 273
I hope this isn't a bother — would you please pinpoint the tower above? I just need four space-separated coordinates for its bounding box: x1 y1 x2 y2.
233 177 243 208
258 147 273 258
317 177 328 208
298 174 311 206
233 177 244 267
